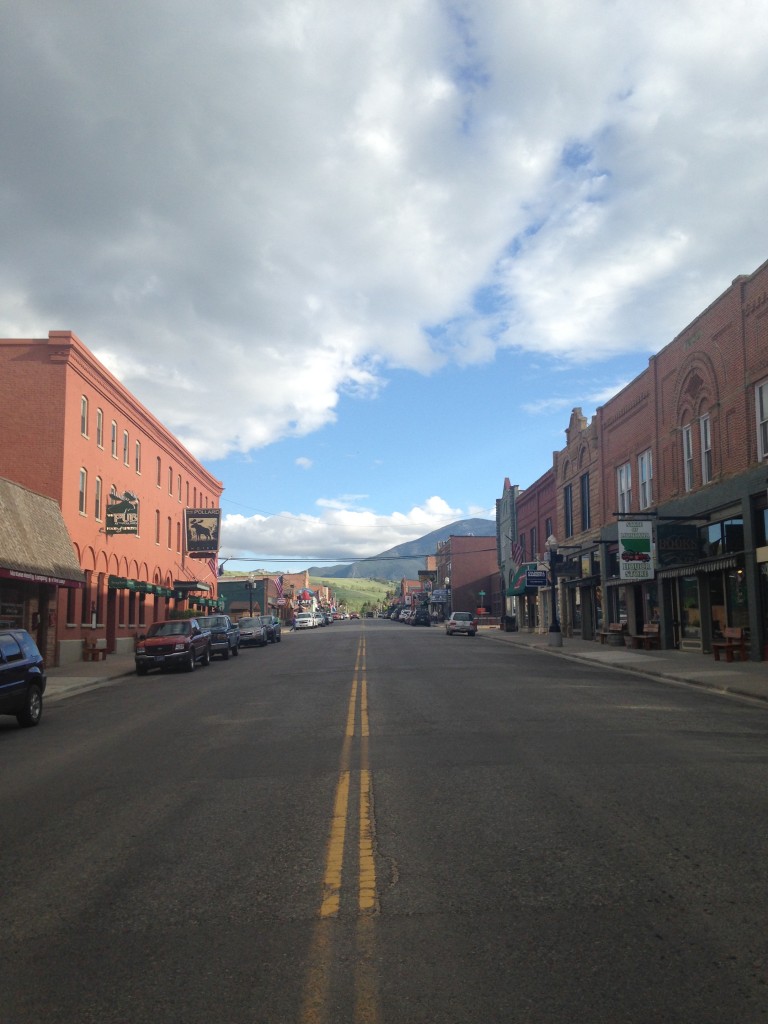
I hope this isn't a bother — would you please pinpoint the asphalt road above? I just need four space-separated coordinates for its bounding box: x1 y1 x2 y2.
3 620 768 1023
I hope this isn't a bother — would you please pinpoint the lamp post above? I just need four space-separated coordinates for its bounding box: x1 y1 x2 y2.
546 535 562 647
246 574 255 616
444 576 451 619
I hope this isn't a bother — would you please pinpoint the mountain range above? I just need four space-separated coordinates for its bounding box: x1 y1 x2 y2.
308 518 496 581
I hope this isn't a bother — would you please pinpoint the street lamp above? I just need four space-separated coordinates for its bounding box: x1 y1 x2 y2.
245 574 255 616
546 535 562 647
444 576 451 618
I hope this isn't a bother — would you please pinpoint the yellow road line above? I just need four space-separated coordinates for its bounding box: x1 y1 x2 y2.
302 636 380 1022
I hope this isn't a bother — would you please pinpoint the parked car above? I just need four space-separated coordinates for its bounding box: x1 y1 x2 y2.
238 616 269 646
259 614 282 643
135 618 212 674
0 628 47 727
445 611 478 637
411 608 431 626
294 612 315 630
196 614 240 659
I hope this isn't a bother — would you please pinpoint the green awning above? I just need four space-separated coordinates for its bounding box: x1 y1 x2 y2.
507 562 537 596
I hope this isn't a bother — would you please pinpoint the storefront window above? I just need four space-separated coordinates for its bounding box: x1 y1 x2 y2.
725 568 749 629
680 576 701 639
643 583 659 624
609 586 627 625
708 573 726 637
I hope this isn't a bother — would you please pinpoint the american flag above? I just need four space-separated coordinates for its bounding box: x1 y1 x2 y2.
511 541 524 566
274 575 283 597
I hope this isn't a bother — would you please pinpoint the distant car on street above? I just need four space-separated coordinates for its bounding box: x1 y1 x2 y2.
259 615 282 643
294 612 314 630
238 616 269 647
445 612 477 637
196 614 240 659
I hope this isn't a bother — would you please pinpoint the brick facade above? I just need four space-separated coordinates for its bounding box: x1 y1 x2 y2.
0 331 223 665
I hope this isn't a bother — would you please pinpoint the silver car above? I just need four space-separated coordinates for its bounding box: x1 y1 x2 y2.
445 612 477 637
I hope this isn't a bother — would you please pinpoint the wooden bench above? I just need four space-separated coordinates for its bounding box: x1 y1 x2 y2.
598 623 626 645
83 640 108 662
712 627 748 662
640 623 660 650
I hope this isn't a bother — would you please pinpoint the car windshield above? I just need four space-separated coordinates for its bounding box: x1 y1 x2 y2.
239 618 258 627
453 612 472 621
147 621 190 637
197 616 227 628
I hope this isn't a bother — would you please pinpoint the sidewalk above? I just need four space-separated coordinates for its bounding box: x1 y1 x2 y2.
44 627 768 706
482 627 768 705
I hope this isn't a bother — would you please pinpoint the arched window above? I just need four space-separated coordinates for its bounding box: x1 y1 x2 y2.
78 468 88 514
111 421 118 458
80 396 89 436
94 476 103 520
96 408 104 448
135 440 142 474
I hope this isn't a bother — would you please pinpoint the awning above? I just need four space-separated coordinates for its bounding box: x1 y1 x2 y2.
0 478 84 587
657 555 737 579
173 580 212 593
507 562 537 596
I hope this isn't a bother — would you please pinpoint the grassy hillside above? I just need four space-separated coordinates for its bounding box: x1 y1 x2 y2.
310 576 393 612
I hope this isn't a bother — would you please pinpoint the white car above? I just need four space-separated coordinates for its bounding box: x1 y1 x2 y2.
445 612 477 637
295 612 314 629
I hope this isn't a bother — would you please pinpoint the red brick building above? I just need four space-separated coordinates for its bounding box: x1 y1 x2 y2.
435 534 498 621
500 255 768 658
0 331 223 665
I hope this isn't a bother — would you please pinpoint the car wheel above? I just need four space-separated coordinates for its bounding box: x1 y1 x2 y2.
222 645 230 660
261 630 268 646
276 633 281 642
469 631 476 637
201 646 211 667
232 642 239 656
186 649 196 672
136 663 148 676
16 683 43 727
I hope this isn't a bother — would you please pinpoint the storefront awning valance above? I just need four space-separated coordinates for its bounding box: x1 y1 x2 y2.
0 478 84 587
173 580 212 593
657 555 737 579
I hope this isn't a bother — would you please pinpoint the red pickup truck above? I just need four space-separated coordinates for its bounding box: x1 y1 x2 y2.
135 618 212 675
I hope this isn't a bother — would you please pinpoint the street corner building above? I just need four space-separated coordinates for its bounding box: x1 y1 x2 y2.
0 331 223 667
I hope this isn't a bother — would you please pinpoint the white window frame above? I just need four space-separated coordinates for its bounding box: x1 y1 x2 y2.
757 380 768 459
682 424 694 491
94 476 103 521
96 409 104 448
617 462 632 513
700 414 712 484
111 421 118 459
78 468 88 515
80 396 89 437
122 430 130 466
135 440 142 474
638 449 653 509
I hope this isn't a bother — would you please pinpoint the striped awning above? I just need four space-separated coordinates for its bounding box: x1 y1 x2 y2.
657 555 737 579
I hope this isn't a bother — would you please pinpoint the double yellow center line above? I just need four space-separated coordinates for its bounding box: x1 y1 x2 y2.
320 635 377 917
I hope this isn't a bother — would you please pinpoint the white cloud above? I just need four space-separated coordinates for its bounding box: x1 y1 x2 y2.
295 457 313 470
221 494 476 561
1 0 767 462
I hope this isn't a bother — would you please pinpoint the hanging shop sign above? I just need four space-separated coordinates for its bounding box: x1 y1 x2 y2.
618 520 655 581
184 507 221 556
105 495 140 535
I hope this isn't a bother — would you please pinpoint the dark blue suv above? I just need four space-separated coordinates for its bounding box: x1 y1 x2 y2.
0 628 47 727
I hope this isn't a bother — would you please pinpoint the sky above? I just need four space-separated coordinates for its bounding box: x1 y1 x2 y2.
2 1 768 571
